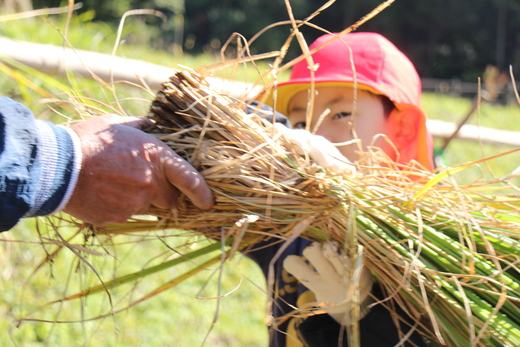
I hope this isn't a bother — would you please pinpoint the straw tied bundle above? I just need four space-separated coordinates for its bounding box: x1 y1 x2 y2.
130 69 520 346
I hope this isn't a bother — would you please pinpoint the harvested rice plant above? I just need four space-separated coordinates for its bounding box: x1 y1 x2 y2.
2 1 520 346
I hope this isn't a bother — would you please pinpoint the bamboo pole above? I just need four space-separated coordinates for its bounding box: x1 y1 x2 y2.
1 36 519 147
0 36 261 97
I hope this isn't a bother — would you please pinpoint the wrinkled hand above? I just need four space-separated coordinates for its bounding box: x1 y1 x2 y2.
284 242 372 324
63 114 214 226
274 123 356 174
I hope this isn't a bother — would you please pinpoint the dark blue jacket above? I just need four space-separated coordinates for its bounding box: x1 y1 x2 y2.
0 97 80 231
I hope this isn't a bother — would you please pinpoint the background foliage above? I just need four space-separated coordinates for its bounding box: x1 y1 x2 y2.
25 0 520 82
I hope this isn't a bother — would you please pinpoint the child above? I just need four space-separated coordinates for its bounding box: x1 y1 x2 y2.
246 31 433 346
271 31 433 171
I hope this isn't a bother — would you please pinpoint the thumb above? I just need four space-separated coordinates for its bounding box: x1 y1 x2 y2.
110 114 213 209
160 144 214 210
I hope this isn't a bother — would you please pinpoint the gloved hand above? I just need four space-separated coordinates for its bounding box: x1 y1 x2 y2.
273 123 356 174
245 101 355 174
284 242 373 324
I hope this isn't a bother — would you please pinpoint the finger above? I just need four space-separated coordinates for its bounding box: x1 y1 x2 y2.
303 243 341 287
283 255 328 295
322 241 346 275
161 145 214 210
120 117 155 130
94 114 155 130
307 135 356 173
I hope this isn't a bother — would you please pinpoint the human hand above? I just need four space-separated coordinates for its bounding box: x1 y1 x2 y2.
283 241 372 324
63 114 214 226
274 123 357 174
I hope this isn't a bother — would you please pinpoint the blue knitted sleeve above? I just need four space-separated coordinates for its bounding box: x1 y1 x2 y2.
0 97 81 232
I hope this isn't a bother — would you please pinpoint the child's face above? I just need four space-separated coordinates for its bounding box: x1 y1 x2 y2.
287 86 390 162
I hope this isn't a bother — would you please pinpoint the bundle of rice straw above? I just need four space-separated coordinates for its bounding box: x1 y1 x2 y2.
104 68 520 347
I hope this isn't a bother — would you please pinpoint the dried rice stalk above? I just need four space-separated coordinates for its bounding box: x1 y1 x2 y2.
106 69 520 347
145 70 345 234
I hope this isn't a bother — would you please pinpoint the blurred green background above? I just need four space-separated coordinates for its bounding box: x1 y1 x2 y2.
1 2 519 346
13 0 520 82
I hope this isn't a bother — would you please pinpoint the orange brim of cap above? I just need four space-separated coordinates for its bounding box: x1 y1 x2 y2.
261 81 383 117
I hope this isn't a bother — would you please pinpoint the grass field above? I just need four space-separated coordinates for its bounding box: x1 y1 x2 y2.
1 11 520 347
422 93 520 187
1 222 269 347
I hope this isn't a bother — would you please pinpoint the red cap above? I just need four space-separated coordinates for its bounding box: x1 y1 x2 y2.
266 32 434 171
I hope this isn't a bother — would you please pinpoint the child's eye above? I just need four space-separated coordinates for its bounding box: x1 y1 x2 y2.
332 112 352 119
293 121 306 129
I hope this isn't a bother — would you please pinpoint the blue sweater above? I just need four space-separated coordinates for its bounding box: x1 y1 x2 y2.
0 97 81 231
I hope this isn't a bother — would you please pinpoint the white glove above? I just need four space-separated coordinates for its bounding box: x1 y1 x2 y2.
284 242 373 324
274 123 356 174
